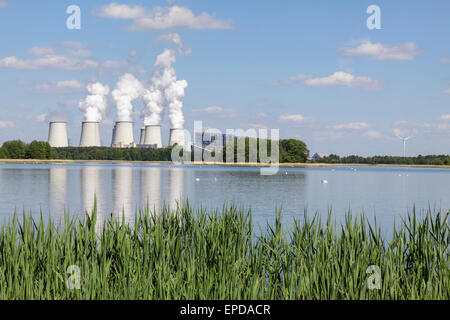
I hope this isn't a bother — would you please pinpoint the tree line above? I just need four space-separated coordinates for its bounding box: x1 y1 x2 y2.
217 138 310 163
6 138 450 166
0 140 53 159
313 154 450 166
0 138 310 163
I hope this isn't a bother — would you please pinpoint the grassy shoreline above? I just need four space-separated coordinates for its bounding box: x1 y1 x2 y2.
1 158 450 169
0 204 448 300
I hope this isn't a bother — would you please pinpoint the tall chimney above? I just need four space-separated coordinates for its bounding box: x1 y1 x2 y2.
169 128 185 148
144 125 163 148
139 128 145 145
80 122 101 147
111 121 134 148
48 122 69 147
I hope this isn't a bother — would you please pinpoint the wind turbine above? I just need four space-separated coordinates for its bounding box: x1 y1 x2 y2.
399 136 411 157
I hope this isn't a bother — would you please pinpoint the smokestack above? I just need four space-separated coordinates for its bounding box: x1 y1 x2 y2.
111 121 134 148
169 128 185 148
139 128 145 145
80 122 101 147
144 125 163 148
48 122 69 147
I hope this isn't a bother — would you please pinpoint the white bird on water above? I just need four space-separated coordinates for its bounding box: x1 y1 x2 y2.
321 179 328 184
196 178 200 182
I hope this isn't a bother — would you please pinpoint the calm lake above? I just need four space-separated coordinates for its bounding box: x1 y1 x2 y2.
0 162 449 236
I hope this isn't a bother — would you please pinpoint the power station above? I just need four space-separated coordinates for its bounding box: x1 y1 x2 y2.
48 122 69 147
111 121 135 148
139 128 145 145
144 125 163 148
48 121 186 150
80 122 101 147
169 128 185 148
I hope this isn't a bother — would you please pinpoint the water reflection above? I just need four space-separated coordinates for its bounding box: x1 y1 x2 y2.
3 163 450 235
140 166 161 215
49 167 67 217
112 166 134 223
80 166 106 229
169 167 184 210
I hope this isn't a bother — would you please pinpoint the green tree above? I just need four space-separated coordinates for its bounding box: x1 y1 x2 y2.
2 140 27 159
279 139 309 163
26 141 52 159
0 147 6 159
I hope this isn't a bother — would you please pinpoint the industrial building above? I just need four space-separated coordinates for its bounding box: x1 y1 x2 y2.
48 120 190 150
111 121 135 148
79 122 101 147
48 122 69 148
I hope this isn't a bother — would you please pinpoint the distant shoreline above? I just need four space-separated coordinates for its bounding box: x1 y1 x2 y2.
191 162 450 169
1 159 450 169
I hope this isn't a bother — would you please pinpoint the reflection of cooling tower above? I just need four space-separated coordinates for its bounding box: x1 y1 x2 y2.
169 167 184 211
139 128 145 145
49 167 67 217
80 122 101 147
81 166 104 231
112 121 134 148
112 167 133 223
141 167 161 214
169 128 185 148
81 167 100 214
144 125 162 148
48 122 69 147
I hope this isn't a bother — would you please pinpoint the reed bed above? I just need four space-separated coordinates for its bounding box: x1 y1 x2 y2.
0 202 448 300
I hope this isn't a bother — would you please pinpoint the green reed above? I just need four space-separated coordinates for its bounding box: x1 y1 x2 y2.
0 202 448 300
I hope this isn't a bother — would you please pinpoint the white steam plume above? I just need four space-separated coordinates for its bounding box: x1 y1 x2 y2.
143 49 188 128
78 82 110 122
112 73 144 122
166 79 187 128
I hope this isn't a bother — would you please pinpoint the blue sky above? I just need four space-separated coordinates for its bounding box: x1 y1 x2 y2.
0 0 449 156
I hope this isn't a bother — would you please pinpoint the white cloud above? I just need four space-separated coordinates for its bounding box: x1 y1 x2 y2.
274 72 380 90
393 128 416 138
305 72 380 90
444 88 450 94
394 120 409 125
272 74 311 87
61 42 92 57
28 47 55 56
193 106 222 113
439 114 450 120
36 113 47 122
56 80 83 89
334 122 369 130
440 57 450 63
0 54 98 71
365 130 383 138
158 32 192 55
0 1 7 9
129 50 137 57
192 106 236 118
280 114 305 122
96 4 233 30
0 120 14 128
35 80 84 93
257 112 268 118
340 41 421 61
248 124 268 129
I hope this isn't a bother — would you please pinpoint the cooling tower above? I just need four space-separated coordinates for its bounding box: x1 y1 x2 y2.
139 128 145 145
80 122 101 147
144 125 163 148
111 121 134 148
48 122 69 147
169 128 185 148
